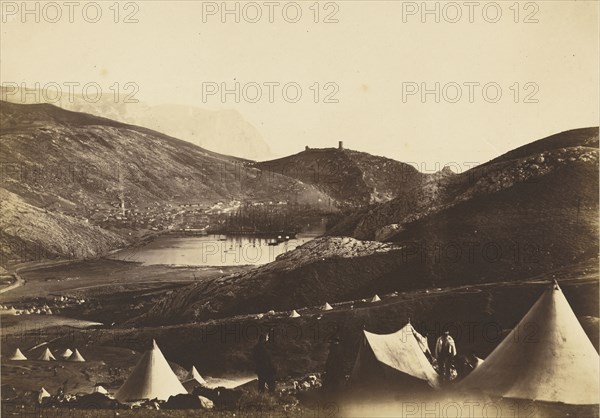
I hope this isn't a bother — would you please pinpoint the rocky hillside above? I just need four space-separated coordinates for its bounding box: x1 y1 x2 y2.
0 101 331 265
254 147 430 207
327 127 599 240
0 189 127 264
136 127 599 325
0 86 273 160
135 237 407 324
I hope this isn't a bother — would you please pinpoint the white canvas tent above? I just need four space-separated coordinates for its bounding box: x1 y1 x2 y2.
289 310 300 318
182 366 208 393
37 348 56 361
115 340 187 402
351 323 440 390
67 349 86 362
59 348 73 359
371 294 381 303
38 387 51 403
322 303 333 311
459 281 600 405
93 385 109 394
9 348 27 360
2 307 18 315
185 366 207 386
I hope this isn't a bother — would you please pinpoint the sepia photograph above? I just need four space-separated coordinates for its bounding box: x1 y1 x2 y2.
0 1 599 416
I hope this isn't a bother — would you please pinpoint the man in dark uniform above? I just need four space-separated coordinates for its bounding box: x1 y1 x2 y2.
252 333 276 393
323 337 345 393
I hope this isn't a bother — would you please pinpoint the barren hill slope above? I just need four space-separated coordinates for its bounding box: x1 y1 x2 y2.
0 189 127 263
1 86 273 160
0 101 331 265
254 147 429 207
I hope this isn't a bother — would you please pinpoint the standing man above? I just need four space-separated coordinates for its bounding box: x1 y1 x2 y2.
323 337 345 393
252 333 276 393
435 330 457 382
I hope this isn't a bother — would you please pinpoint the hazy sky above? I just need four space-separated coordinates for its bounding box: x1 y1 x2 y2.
1 0 598 168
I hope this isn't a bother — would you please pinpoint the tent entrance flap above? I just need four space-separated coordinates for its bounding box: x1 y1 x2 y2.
351 323 440 390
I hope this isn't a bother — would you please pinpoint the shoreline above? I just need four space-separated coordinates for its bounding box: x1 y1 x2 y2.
2 229 325 276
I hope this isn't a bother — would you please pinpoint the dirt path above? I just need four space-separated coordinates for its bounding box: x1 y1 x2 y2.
0 273 24 294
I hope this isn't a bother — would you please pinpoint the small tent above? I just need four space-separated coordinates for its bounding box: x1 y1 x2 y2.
37 348 56 361
2 307 18 315
67 349 86 362
38 387 51 403
289 310 300 318
322 303 333 311
59 348 73 359
351 323 440 390
371 295 381 303
93 385 109 395
9 348 27 360
115 339 187 402
186 366 207 385
183 366 207 393
459 281 600 405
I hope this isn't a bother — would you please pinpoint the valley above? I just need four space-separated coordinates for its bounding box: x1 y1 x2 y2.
1 102 598 417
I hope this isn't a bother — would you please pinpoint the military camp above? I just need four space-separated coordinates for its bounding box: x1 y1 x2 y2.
1 278 598 416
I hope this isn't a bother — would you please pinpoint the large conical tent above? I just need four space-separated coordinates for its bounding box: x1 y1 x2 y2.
67 349 86 362
322 303 333 311
350 323 440 390
289 310 300 318
115 340 187 402
459 281 600 405
37 348 56 361
9 348 27 360
59 348 73 359
371 294 381 303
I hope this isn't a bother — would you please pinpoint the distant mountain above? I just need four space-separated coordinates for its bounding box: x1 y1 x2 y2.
0 101 331 265
0 86 273 160
136 127 599 325
254 146 430 207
